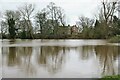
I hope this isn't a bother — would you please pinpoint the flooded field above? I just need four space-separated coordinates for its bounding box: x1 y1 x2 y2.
1 39 120 78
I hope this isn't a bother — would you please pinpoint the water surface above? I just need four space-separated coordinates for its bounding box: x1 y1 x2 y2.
1 39 120 78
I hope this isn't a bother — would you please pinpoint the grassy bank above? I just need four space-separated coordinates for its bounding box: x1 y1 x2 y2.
99 75 120 80
108 35 120 43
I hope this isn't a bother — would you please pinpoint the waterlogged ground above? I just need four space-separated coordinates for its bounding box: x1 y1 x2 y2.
1 39 120 78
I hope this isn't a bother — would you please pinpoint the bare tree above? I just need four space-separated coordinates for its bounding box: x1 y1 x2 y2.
47 2 66 26
46 2 66 35
0 11 2 38
102 0 118 38
4 10 21 34
1 20 8 36
77 16 94 38
4 10 20 21
3 10 21 38
118 1 120 18
78 16 94 28
56 7 66 26
101 0 118 24
19 3 35 38
35 10 47 34
47 2 56 21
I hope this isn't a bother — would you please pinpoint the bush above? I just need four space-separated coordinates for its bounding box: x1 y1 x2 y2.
108 35 120 43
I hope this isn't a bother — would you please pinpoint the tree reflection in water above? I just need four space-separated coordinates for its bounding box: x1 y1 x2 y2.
80 46 94 60
2 44 120 77
0 48 1 66
8 47 24 66
5 47 36 76
3 46 69 76
20 47 36 76
37 46 68 74
77 45 119 76
95 45 119 76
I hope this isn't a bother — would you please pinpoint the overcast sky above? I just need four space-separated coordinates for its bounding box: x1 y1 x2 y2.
0 0 102 25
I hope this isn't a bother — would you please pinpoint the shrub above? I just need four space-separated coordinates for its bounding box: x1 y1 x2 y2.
108 35 120 43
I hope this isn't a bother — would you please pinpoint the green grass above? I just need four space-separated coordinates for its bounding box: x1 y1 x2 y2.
108 35 120 43
99 75 120 80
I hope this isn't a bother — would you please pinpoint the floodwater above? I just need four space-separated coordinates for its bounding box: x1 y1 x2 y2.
1 39 120 78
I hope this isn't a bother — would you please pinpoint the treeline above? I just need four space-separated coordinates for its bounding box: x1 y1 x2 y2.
0 1 120 39
1 2 67 39
77 0 120 39
77 15 120 39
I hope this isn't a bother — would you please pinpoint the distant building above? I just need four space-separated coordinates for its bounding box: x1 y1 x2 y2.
57 25 80 36
70 25 79 35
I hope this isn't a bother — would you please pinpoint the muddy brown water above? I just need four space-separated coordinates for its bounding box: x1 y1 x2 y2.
1 39 120 78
